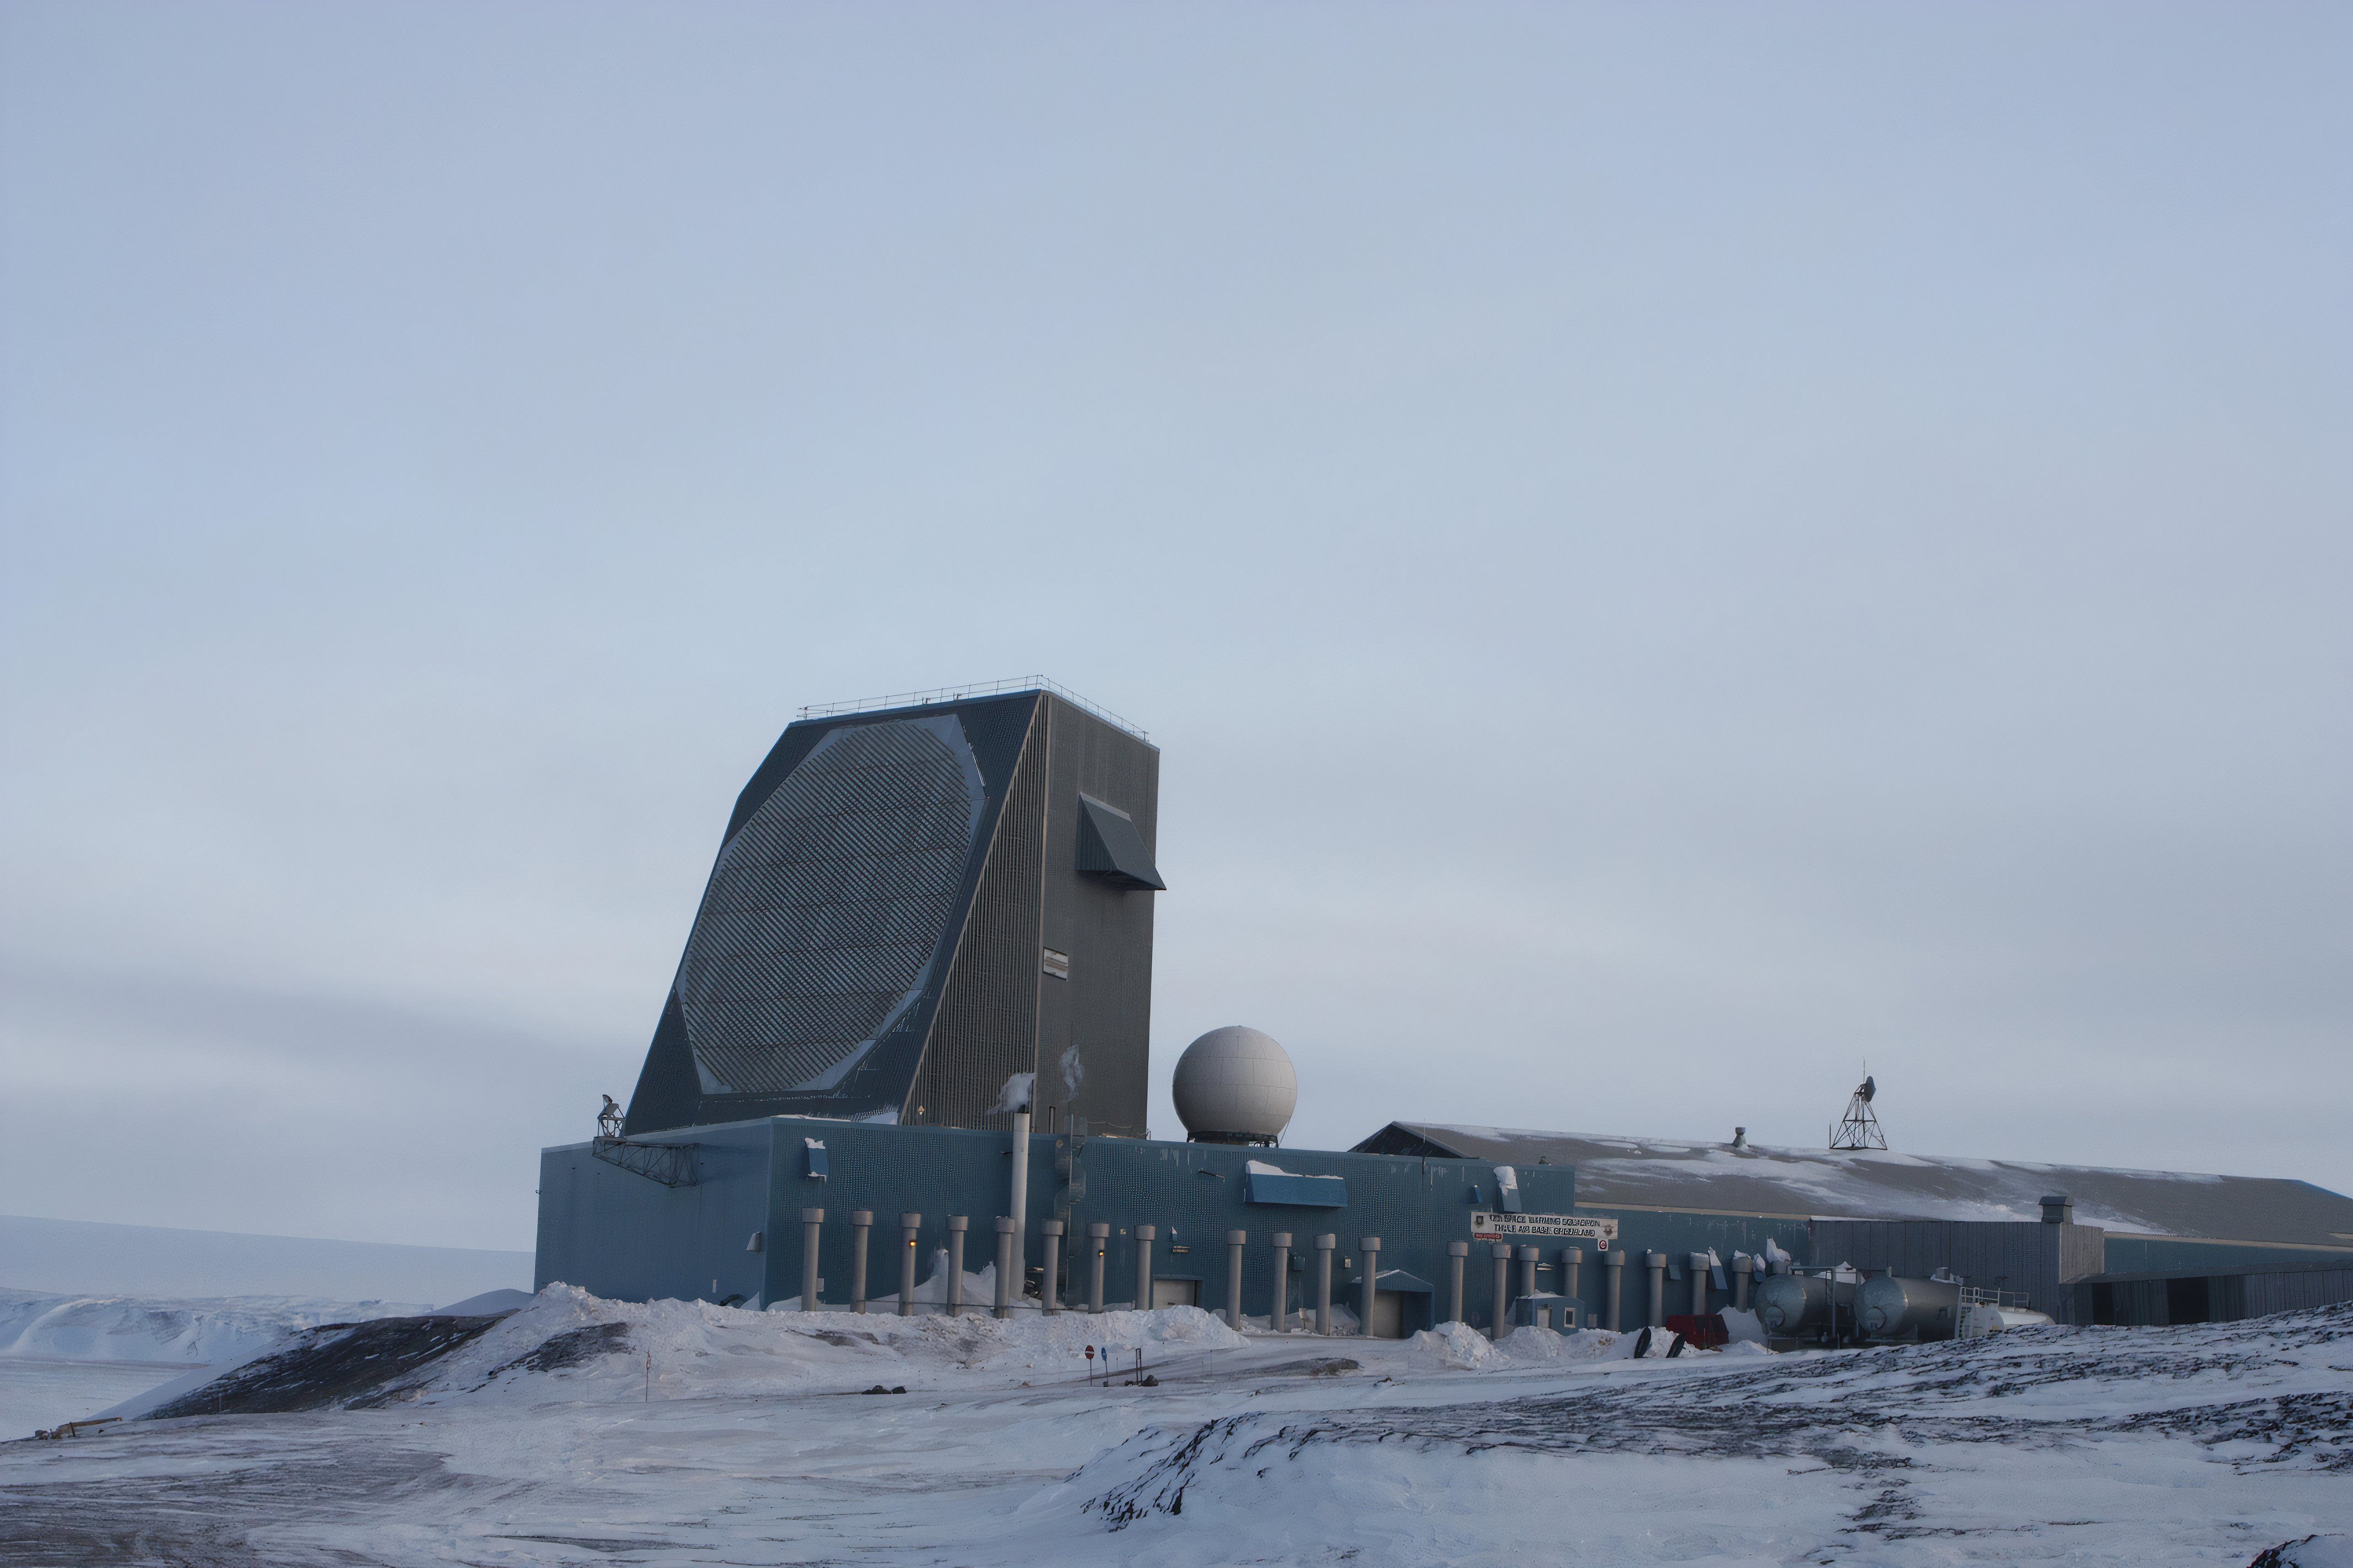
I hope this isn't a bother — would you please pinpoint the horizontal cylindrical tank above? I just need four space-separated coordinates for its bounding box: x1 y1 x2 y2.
1858 1275 1962 1342
1972 1305 2055 1333
1755 1272 1859 1340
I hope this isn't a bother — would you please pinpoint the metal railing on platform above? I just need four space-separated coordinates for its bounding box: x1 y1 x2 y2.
591 1136 699 1187
795 676 1148 741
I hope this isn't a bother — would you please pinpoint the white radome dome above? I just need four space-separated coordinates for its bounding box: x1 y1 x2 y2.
1172 1026 1298 1144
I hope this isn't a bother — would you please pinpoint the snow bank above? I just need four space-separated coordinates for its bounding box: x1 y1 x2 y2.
772 1247 1000 1312
433 1289 535 1316
1409 1322 1507 1370
1718 1307 1765 1344
1407 1322 1633 1370
372 1285 1248 1407
0 1287 429 1366
2256 1537 2353 1568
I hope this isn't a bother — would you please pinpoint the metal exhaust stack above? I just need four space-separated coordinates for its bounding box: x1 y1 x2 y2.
799 1208 823 1311
1225 1231 1248 1328
1133 1225 1156 1311
1271 1233 1294 1330
848 1212 871 1314
1006 1086 1032 1300
1038 1219 1064 1314
1086 1223 1109 1313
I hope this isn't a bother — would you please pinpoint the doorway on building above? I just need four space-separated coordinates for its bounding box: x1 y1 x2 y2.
1150 1277 1200 1310
1367 1282 1434 1338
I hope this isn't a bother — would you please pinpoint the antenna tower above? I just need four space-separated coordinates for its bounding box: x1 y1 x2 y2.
1829 1071 1886 1151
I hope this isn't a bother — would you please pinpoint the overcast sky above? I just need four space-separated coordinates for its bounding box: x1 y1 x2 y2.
3 3 2346 1252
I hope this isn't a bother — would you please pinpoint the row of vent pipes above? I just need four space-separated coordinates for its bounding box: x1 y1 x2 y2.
787 1207 1775 1338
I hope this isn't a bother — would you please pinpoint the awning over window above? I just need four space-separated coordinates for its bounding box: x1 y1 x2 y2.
1371 1269 1434 1294
1244 1168 1348 1207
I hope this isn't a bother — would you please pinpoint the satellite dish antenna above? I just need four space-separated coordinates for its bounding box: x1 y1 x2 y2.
1830 1068 1888 1150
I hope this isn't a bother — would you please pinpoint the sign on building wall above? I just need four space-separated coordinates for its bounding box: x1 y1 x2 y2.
1471 1211 1619 1245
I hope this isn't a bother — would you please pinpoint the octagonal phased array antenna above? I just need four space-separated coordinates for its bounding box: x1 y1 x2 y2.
1830 1068 1887 1150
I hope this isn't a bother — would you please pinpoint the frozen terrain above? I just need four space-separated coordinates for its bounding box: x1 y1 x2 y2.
2 1289 2346 1566
0 1287 440 1439
0 1212 525 1440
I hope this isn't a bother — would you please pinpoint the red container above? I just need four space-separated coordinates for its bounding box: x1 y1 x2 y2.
1663 1313 1729 1349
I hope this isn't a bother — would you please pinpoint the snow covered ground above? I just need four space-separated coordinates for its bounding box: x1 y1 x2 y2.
0 1359 195 1447
2 1289 2346 1566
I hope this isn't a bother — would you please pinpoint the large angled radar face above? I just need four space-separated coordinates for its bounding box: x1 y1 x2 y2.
675 714 985 1097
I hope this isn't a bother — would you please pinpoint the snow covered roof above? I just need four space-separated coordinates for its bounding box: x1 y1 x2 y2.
1353 1122 2353 1249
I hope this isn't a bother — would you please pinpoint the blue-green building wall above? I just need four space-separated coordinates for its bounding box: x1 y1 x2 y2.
538 1120 2350 1324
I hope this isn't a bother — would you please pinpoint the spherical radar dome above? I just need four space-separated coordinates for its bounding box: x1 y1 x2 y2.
1172 1026 1298 1144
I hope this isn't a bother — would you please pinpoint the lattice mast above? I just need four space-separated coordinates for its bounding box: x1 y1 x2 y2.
1829 1072 1888 1151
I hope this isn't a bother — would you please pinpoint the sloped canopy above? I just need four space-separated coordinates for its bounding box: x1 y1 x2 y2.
1077 793 1165 890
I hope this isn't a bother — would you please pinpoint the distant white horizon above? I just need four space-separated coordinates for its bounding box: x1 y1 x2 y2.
0 1214 532 1301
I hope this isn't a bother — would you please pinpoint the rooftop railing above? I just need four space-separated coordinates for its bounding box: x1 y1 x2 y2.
795 676 1149 741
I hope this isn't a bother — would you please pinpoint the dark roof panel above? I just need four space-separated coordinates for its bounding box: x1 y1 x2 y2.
1356 1122 2353 1250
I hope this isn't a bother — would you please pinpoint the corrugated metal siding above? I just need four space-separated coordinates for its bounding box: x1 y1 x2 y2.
536 1125 772 1305
1035 697 1159 1140
909 710 1046 1131
2101 1235 2353 1274
2246 1267 2353 1315
2058 1222 2106 1283
1571 1207 1817 1327
561 1117 2245 1323
1807 1219 2105 1321
563 1116 1576 1321
1068 1138 1575 1321
760 1119 1048 1306
2074 1262 2353 1326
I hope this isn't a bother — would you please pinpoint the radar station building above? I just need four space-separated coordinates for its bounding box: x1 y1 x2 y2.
620 682 1164 1141
540 680 2353 1337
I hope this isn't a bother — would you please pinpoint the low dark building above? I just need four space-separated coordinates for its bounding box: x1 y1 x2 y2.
1357 1121 2353 1321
